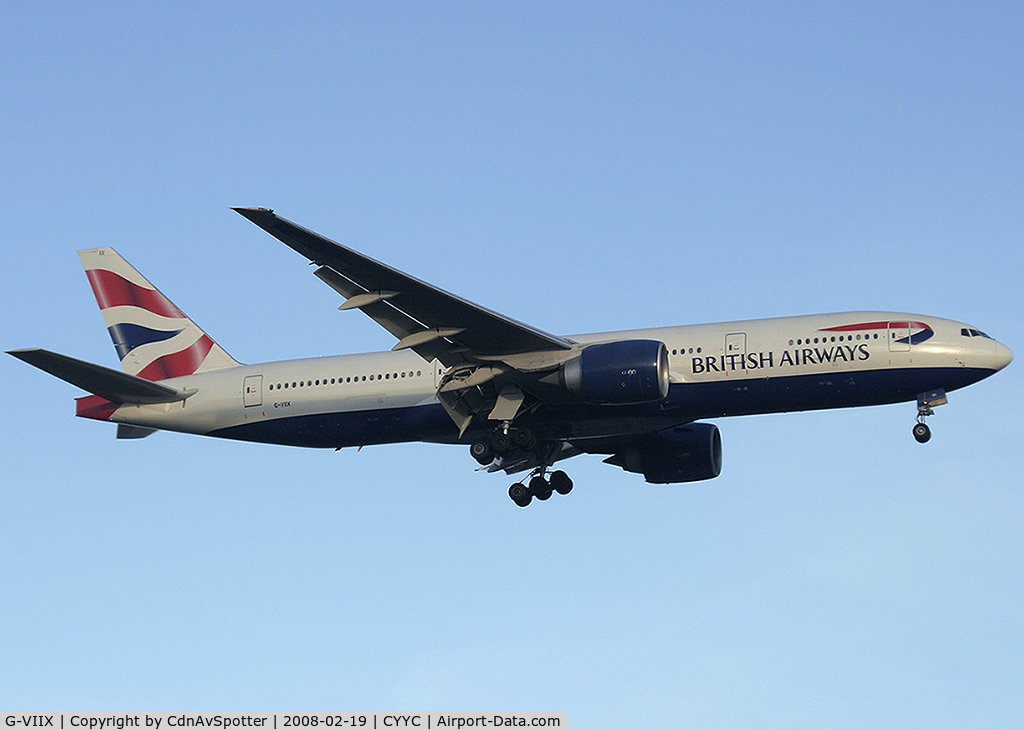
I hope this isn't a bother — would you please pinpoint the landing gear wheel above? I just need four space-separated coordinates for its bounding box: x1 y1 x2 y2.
509 483 532 507
470 440 493 465
530 475 552 500
513 427 537 450
550 470 573 495
507 468 574 506
913 422 931 443
492 432 512 454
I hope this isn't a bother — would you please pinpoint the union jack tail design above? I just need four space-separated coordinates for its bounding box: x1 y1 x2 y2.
79 248 241 380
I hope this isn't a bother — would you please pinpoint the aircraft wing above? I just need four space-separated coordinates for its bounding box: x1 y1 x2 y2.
232 208 574 363
234 207 586 435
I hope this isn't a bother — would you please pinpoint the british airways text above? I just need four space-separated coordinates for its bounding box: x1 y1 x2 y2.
691 343 871 374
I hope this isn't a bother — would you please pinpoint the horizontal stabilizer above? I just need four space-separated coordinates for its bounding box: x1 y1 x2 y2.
117 424 159 439
7 348 195 404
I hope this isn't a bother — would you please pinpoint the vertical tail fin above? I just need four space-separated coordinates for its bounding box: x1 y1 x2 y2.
79 248 241 380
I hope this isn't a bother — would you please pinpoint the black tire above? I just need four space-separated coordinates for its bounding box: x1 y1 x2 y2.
470 440 493 465
550 470 573 495
509 483 531 507
913 422 931 443
530 476 552 500
512 428 536 450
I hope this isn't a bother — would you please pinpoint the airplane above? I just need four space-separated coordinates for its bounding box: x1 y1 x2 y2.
8 207 1014 506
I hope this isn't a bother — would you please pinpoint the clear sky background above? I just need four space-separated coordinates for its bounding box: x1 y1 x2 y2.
2 2 1021 726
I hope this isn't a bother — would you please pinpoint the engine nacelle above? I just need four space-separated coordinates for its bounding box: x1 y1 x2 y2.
560 339 669 404
604 423 722 483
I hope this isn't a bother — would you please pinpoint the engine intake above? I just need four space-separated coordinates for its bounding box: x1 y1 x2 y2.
560 339 670 404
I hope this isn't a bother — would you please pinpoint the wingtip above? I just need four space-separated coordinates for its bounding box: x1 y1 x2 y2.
231 206 275 218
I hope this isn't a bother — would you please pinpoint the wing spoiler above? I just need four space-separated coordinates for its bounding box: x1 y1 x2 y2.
7 348 196 404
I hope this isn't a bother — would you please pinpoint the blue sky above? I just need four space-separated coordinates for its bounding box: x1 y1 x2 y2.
2 1 1021 726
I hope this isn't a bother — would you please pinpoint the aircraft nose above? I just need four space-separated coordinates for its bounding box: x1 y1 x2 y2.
993 340 1014 371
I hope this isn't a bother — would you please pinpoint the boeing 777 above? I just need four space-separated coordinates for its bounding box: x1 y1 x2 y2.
9 208 1014 506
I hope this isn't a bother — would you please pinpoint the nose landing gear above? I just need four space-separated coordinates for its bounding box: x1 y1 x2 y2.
913 389 947 443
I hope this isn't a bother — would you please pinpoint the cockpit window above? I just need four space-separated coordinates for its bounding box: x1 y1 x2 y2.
961 327 993 339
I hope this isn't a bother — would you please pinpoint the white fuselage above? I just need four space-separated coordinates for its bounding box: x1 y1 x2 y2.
84 311 1012 449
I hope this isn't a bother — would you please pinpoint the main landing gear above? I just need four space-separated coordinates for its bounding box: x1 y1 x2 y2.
508 469 573 508
469 426 574 507
469 426 536 465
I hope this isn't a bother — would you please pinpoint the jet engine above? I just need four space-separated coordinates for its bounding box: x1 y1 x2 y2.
559 339 669 404
604 423 722 483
